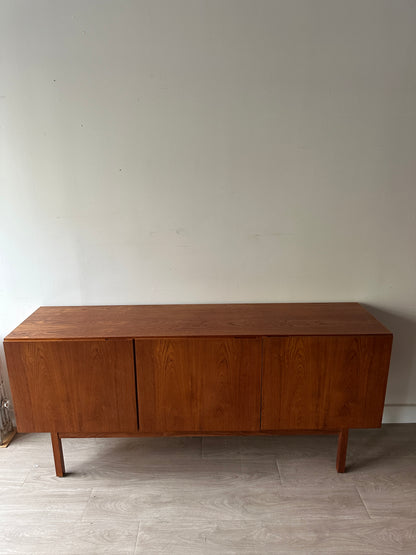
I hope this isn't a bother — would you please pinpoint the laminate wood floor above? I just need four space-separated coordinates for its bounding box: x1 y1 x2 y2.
0 425 415 554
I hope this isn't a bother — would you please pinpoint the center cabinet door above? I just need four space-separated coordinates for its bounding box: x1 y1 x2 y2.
135 338 262 432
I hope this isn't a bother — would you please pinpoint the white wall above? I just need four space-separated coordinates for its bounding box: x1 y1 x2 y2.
1 0 416 421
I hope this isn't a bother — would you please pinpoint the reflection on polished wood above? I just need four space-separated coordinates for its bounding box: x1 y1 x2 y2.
5 302 390 341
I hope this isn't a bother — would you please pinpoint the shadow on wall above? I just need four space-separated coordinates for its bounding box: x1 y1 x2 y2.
362 304 416 403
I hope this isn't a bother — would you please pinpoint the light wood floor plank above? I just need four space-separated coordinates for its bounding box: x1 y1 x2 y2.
1 427 415 553
276 451 416 489
135 518 416 554
24 458 249 489
357 484 416 518
83 482 367 523
0 521 139 554
0 486 91 524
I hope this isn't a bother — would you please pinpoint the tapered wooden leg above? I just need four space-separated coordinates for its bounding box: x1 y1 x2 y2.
336 428 349 473
51 433 65 477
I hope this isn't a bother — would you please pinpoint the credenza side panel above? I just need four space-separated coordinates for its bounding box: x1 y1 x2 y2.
4 340 138 433
135 337 262 432
261 335 393 430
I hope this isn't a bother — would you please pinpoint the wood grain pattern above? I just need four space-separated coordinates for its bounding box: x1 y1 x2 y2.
4 340 138 433
0 521 139 554
269 430 416 489
83 482 368 523
0 486 91 525
4 303 390 341
261 335 392 430
357 484 416 518
135 338 262 432
136 518 416 554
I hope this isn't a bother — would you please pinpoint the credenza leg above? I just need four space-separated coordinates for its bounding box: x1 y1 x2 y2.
51 433 65 477
336 428 349 473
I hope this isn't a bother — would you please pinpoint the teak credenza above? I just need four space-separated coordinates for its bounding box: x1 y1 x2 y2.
4 303 392 477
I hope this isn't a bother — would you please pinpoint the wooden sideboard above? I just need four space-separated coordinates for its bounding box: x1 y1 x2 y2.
3 303 393 477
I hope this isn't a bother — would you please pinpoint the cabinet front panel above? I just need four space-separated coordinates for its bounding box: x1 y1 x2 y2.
135 337 262 432
4 340 138 433
261 335 392 430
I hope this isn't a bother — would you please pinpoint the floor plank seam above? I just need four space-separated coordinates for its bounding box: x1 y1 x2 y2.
21 462 42 487
79 487 94 523
275 456 284 485
133 520 142 554
17 470 31 488
355 485 372 519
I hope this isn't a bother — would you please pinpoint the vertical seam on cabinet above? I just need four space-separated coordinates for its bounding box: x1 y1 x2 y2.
260 336 263 430
132 340 140 430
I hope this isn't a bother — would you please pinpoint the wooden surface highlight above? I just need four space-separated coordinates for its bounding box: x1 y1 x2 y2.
4 303 391 340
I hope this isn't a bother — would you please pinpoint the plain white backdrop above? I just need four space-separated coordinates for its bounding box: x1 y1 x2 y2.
1 0 415 421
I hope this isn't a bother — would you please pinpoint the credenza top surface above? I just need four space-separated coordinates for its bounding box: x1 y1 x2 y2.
4 303 391 341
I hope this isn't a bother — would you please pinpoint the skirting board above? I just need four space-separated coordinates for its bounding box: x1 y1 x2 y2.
382 405 416 424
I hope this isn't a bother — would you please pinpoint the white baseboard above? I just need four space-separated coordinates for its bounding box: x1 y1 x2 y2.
382 405 416 424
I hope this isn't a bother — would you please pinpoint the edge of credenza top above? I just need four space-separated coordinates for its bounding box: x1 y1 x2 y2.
4 303 392 341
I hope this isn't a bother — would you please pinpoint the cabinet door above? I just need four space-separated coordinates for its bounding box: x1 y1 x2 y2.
135 338 261 432
261 335 392 430
4 340 138 433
